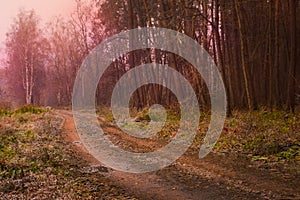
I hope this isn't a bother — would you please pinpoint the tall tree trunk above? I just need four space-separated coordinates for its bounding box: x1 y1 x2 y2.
274 0 281 108
268 1 274 110
234 0 253 110
287 0 297 113
215 0 232 116
128 0 143 109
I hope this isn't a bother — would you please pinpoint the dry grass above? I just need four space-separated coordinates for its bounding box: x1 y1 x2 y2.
0 107 136 199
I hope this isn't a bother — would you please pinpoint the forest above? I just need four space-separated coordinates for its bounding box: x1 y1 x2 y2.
0 0 300 199
0 0 299 113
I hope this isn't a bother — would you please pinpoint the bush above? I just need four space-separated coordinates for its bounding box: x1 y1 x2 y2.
0 101 12 117
15 105 46 114
0 109 11 117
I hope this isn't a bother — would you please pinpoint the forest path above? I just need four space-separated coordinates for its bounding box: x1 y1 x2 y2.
56 110 300 200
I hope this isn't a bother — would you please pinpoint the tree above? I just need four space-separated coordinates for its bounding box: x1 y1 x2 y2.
5 10 48 105
65 0 300 111
287 0 297 112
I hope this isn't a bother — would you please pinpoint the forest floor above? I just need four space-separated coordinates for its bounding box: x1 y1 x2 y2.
0 106 300 199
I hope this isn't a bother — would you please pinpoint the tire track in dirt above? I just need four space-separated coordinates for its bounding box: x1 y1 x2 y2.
56 109 300 200
57 110 201 200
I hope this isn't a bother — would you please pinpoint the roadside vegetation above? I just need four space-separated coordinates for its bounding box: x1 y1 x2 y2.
1 106 299 198
213 110 300 172
99 107 300 174
0 106 136 199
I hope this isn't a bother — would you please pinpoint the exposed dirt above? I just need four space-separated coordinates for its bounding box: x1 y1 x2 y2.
57 110 300 200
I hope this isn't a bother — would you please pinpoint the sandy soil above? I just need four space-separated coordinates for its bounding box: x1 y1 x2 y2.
57 110 300 200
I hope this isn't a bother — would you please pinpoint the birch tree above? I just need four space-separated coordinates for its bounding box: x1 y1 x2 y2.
5 10 48 105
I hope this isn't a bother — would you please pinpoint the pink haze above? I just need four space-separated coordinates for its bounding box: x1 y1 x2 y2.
0 0 75 59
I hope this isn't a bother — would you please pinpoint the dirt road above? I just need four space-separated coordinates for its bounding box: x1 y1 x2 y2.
57 110 300 200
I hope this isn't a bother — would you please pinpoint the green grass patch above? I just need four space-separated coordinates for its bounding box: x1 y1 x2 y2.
0 109 12 117
213 109 300 164
15 105 47 114
96 107 114 121
0 108 138 199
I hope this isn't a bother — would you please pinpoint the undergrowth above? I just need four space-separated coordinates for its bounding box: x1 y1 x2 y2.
0 106 136 199
98 107 300 167
213 110 300 167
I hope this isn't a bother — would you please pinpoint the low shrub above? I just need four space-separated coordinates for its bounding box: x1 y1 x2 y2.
15 105 46 114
